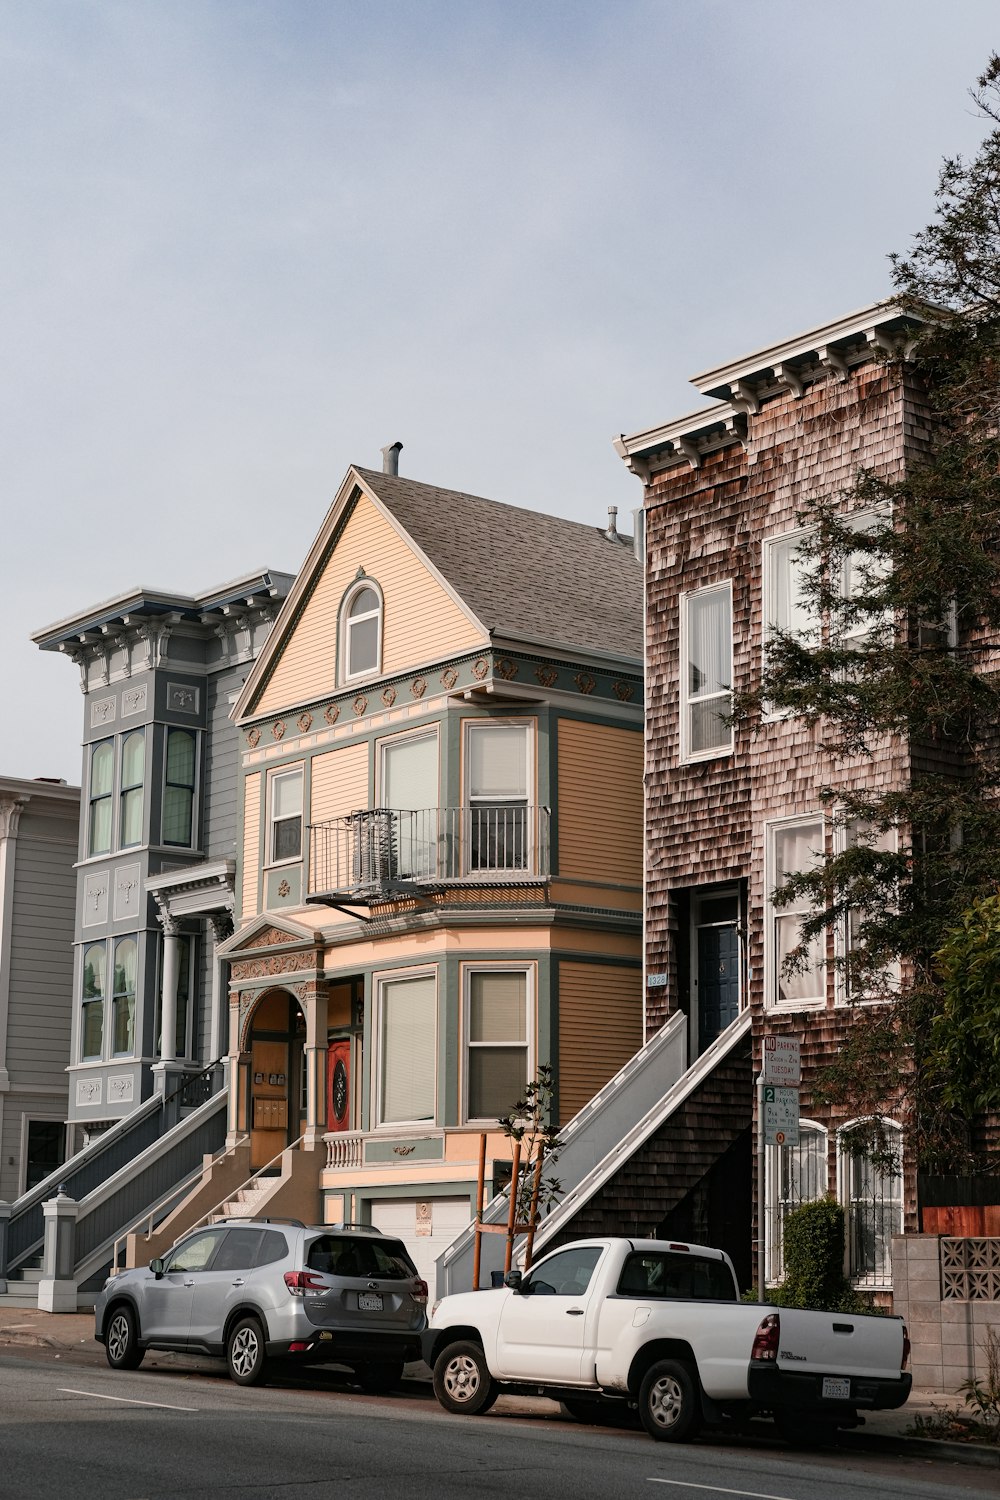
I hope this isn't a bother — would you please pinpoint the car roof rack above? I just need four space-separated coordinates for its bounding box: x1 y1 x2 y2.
324 1221 383 1234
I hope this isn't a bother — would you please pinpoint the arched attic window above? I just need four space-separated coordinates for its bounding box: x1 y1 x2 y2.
340 578 383 683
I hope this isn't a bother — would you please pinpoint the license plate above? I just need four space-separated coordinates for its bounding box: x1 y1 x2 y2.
822 1377 851 1400
358 1292 383 1312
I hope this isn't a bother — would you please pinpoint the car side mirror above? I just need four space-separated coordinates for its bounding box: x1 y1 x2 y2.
504 1270 525 1293
149 1258 164 1280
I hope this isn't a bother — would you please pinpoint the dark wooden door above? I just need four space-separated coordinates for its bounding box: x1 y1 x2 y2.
697 923 740 1054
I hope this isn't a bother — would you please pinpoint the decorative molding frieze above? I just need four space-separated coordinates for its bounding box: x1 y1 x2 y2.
231 951 316 982
167 682 199 714
90 696 116 729
107 1074 134 1103
243 926 307 951
113 862 142 922
75 1077 103 1106
122 683 148 717
83 871 110 927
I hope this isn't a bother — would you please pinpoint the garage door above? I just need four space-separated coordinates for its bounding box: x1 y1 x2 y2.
369 1196 471 1302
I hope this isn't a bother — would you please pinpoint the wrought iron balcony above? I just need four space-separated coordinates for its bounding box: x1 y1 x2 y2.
308 805 551 900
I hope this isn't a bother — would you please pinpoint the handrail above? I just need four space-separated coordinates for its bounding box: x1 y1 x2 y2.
161 1055 226 1109
187 1134 308 1235
109 1129 249 1274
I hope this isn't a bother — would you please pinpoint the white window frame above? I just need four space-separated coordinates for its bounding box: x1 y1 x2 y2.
679 580 734 763
833 813 902 1007
764 813 827 1011
339 578 384 685
80 938 107 1063
836 1119 903 1290
267 764 304 868
761 527 818 721
377 725 441 881
461 963 535 1126
118 728 146 851
374 967 438 1129
87 738 115 858
462 718 534 875
764 1120 829 1285
838 509 893 651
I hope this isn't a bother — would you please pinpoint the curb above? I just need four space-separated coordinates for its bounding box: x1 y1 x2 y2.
839 1430 1000 1470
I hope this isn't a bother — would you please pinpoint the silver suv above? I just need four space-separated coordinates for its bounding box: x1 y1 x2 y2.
94 1219 428 1390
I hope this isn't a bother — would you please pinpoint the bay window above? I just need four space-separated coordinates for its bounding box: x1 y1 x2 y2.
465 969 530 1122
81 942 105 1060
119 730 145 848
378 973 436 1125
88 741 114 857
163 729 196 846
112 936 137 1056
466 722 530 871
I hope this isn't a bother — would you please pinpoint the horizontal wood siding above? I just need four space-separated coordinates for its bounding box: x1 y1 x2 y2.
7 819 76 1093
256 492 485 715
557 961 642 1124
241 774 261 920
557 719 642 886
310 743 369 824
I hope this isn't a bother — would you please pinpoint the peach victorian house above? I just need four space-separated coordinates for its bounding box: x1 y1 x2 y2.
216 448 644 1292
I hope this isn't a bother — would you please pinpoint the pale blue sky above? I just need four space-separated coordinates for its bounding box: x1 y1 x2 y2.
5 0 998 780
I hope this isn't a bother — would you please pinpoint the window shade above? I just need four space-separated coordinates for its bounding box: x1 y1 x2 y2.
380 976 436 1123
468 726 528 799
470 972 526 1042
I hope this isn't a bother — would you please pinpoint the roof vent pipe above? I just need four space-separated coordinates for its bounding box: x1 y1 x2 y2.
381 441 403 476
605 505 619 541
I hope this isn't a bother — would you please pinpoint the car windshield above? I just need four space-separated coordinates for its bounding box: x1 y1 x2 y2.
306 1235 417 1280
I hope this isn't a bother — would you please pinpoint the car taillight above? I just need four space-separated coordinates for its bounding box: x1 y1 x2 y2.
284 1270 327 1297
901 1323 911 1371
751 1312 780 1362
412 1278 429 1306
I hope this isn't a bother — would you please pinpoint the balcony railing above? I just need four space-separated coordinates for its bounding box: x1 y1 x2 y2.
325 1131 364 1170
309 805 550 898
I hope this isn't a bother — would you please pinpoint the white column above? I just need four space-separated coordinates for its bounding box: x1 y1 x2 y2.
208 910 234 1063
158 908 180 1065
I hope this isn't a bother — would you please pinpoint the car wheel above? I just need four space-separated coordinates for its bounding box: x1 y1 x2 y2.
638 1359 702 1443
226 1315 267 1386
105 1304 144 1371
355 1360 404 1395
432 1340 498 1416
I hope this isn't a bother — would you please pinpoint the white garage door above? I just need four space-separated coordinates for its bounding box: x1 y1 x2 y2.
369 1196 472 1303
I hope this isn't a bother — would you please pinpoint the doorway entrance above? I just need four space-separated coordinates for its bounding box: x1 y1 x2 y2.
692 889 742 1056
248 990 305 1170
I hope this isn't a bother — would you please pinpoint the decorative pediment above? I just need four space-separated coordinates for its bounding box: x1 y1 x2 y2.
217 912 321 961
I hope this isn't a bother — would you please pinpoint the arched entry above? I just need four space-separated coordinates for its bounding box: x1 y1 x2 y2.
248 989 307 1170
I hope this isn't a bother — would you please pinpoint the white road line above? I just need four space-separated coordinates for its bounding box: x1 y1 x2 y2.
648 1481 795 1500
58 1387 199 1412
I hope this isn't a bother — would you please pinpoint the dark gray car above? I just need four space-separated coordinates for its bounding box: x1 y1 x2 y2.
94 1219 428 1389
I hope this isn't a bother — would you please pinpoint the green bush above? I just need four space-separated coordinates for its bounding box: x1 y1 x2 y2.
777 1197 874 1314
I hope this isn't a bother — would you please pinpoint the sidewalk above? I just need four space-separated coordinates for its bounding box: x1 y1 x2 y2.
0 1304 995 1467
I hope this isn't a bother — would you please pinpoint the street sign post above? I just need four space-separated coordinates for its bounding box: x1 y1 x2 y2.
762 1084 800 1147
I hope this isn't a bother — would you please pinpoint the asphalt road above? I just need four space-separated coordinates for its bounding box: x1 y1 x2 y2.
0 1347 995 1500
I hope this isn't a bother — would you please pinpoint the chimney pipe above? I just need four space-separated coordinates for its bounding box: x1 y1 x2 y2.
605 505 619 542
381 441 403 476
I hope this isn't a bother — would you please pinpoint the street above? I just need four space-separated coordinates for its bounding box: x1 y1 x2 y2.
0 1348 995 1500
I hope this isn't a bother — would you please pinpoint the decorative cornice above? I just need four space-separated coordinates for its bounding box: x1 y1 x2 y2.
0 797 27 841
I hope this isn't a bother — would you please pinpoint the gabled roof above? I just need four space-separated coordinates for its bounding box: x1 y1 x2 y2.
237 465 643 721
354 467 642 657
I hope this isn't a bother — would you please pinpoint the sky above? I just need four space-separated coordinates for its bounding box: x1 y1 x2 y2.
4 0 999 783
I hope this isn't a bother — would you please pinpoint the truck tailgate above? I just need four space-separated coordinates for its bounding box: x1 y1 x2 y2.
777 1307 904 1380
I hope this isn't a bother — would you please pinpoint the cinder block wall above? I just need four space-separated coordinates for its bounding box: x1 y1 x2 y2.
892 1234 1000 1390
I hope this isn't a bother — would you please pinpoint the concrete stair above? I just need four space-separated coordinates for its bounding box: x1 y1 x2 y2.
0 1255 44 1308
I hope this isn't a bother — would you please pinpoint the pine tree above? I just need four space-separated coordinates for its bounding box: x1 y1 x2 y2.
740 58 1000 1172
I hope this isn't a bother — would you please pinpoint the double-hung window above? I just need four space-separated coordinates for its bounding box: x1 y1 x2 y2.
465 969 530 1122
88 741 114 856
762 532 817 715
119 730 145 848
270 768 303 863
378 973 436 1125
767 817 826 1007
839 512 893 650
112 936 138 1056
465 722 530 872
163 729 196 846
680 583 733 760
81 942 106 1060
835 817 900 1004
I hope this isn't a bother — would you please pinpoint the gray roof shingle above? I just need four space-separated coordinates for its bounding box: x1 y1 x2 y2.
355 467 643 663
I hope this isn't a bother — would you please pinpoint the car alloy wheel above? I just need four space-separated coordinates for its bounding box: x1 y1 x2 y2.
227 1317 267 1385
105 1304 143 1370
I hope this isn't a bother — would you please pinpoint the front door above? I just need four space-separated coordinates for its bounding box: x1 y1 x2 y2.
326 1038 352 1132
250 1039 289 1170
693 890 741 1055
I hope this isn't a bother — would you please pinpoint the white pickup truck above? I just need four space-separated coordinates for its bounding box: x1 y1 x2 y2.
422 1237 911 1443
